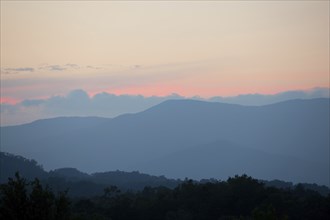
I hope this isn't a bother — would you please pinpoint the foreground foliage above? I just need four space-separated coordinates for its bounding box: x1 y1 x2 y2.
1 174 329 220
70 175 330 220
0 173 70 220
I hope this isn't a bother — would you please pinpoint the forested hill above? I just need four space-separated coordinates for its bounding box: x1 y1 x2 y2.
0 152 179 197
0 152 48 182
1 152 329 197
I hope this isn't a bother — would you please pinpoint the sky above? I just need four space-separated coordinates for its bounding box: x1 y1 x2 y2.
1 1 329 103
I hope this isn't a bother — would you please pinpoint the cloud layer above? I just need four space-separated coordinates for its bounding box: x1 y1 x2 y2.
1 67 35 74
1 88 329 126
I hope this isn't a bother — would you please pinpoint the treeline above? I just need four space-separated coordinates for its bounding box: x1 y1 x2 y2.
69 175 330 220
2 152 329 198
0 152 48 182
0 173 70 220
1 173 329 220
1 152 179 197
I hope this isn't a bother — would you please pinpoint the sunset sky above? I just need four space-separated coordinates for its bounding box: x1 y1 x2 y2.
1 1 329 103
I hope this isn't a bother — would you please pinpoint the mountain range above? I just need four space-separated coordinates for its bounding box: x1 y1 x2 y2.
2 152 329 197
1 98 329 186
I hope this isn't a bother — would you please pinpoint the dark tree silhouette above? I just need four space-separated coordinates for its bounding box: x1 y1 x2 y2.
0 172 29 220
70 175 330 220
0 172 70 220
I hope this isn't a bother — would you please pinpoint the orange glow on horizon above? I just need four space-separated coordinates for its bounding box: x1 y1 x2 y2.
0 97 20 105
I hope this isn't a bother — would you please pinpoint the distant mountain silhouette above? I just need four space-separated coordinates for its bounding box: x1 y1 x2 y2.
0 152 180 197
1 98 329 186
140 140 325 185
2 152 329 198
0 152 48 183
49 167 90 180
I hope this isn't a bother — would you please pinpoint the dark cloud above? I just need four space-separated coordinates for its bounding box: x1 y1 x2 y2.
0 104 18 114
39 64 80 71
86 65 102 70
2 67 34 74
65 63 80 69
67 89 89 100
41 89 174 117
210 88 330 105
132 65 142 69
2 64 99 74
21 99 46 107
40 65 67 71
1 88 329 126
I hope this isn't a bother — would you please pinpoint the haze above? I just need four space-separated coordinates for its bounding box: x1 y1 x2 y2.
1 1 329 102
0 0 329 193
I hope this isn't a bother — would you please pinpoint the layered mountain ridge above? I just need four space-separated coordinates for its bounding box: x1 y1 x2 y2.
1 98 329 186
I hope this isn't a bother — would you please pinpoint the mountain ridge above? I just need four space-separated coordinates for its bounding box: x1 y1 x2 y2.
1 98 329 186
1 151 329 197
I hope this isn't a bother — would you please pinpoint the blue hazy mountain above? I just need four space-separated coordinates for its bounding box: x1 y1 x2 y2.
1 98 329 186
140 140 326 185
1 116 109 151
